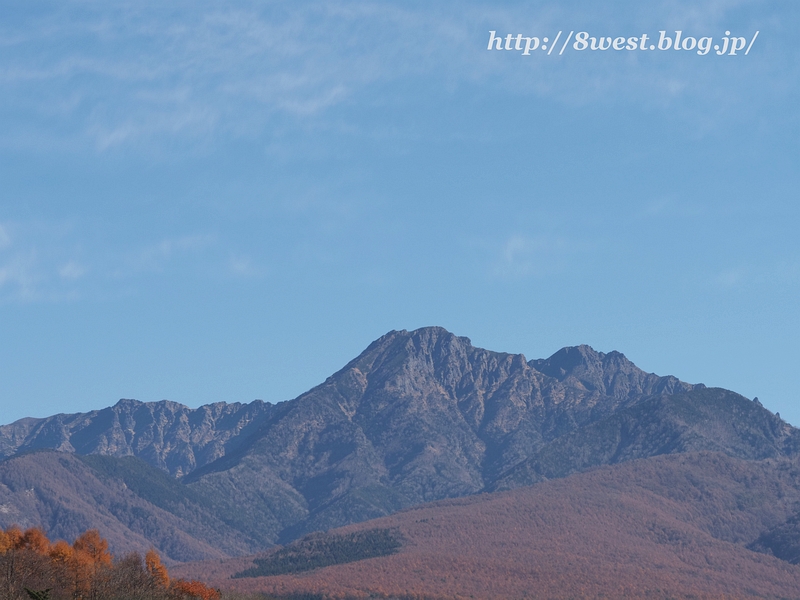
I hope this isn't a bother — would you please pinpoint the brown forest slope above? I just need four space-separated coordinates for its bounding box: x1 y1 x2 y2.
174 452 800 600
0 451 256 562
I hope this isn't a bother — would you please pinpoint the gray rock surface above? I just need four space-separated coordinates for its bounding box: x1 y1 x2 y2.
0 399 273 477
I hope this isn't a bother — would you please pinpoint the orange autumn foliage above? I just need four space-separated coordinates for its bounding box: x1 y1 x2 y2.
0 525 219 600
0 529 11 554
72 528 112 566
0 525 23 552
146 547 170 588
48 539 74 564
20 527 50 554
171 578 222 600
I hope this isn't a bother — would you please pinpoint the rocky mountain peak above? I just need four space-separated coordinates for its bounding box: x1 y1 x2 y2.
343 327 475 378
113 398 144 409
531 344 695 400
532 344 611 378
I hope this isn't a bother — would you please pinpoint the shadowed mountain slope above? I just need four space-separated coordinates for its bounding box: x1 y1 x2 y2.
492 386 800 490
749 510 800 565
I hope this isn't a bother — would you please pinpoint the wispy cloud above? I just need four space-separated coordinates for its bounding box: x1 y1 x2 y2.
1 0 789 152
710 257 800 290
228 254 262 278
0 223 11 249
0 220 86 302
124 234 216 274
492 234 574 280
59 260 87 280
713 266 747 288
0 219 225 303
0 252 38 301
635 196 705 220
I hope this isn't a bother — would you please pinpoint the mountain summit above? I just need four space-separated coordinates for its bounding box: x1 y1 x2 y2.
1 326 797 559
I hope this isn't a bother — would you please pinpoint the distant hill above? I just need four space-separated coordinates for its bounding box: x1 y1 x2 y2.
173 452 800 600
2 326 799 563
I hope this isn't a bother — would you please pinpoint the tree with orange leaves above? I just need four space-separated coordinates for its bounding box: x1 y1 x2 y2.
72 529 112 566
1 526 54 600
0 525 23 552
47 540 73 565
71 528 113 600
1 526 26 598
19 528 50 554
146 548 170 589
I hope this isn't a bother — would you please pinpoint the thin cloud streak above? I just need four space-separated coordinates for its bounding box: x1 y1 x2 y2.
0 0 790 152
0 221 223 303
492 234 576 280
124 234 217 274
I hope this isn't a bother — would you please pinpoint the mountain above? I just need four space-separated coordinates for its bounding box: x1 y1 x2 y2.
2 326 799 560
172 452 800 600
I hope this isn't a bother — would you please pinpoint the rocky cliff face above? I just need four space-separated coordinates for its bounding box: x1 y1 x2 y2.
2 326 797 550
0 399 273 477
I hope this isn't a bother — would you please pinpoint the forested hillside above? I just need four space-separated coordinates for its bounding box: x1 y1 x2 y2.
174 452 800 600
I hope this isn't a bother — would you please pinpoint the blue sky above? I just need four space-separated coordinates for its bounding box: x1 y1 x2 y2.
1 1 799 426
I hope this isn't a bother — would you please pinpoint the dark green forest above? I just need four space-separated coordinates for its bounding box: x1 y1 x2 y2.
234 528 403 578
